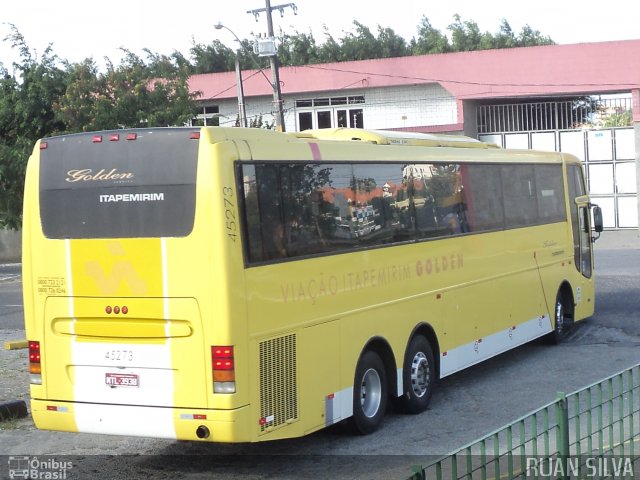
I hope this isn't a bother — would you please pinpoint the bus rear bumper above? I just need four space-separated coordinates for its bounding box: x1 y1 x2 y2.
31 399 252 443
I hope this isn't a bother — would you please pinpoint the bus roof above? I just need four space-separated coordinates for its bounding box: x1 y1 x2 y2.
199 127 576 165
292 128 499 149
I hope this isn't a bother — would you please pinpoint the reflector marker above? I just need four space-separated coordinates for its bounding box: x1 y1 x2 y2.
46 405 69 412
179 413 207 420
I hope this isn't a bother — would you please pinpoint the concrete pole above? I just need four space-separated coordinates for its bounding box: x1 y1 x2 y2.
264 0 286 132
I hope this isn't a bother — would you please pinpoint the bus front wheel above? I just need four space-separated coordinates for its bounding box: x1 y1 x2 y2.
394 335 435 414
546 291 572 344
350 350 388 435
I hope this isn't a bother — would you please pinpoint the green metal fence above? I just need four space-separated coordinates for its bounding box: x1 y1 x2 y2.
408 364 640 480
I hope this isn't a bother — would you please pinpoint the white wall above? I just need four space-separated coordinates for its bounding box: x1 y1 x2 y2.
216 97 276 128
212 83 458 132
362 84 457 130
0 229 21 262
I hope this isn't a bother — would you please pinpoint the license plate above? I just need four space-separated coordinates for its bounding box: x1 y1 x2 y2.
105 372 139 387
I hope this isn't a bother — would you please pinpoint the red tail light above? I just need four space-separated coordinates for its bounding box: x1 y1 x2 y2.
212 346 234 370
212 346 235 393
29 341 42 382
92 135 103 143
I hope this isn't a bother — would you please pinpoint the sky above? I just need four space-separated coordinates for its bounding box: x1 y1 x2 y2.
1 0 638 70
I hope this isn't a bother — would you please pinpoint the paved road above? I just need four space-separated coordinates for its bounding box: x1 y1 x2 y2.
0 249 638 479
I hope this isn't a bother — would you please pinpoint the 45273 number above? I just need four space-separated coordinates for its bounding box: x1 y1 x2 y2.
104 350 134 362
223 186 237 242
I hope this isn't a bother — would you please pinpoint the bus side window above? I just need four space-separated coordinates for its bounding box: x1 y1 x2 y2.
413 163 468 239
501 164 538 228
242 165 265 262
242 164 289 262
461 164 505 232
535 165 566 223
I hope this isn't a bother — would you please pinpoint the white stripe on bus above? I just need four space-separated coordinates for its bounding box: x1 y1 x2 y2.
440 314 552 377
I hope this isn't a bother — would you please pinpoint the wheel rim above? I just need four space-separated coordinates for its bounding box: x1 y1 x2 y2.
410 352 430 398
360 367 382 418
555 299 564 335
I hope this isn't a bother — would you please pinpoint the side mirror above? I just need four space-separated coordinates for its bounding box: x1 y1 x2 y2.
591 204 603 243
593 205 603 233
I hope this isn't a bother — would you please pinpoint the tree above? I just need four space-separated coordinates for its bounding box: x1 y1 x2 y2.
317 28 343 63
517 25 554 47
0 25 68 229
494 19 516 49
336 21 409 61
340 21 380 61
56 49 197 132
278 30 321 66
53 59 101 132
189 40 236 74
448 15 485 52
445 15 557 52
411 16 451 55
376 26 411 58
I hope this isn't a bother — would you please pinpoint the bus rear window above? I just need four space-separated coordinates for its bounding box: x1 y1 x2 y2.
39 129 198 239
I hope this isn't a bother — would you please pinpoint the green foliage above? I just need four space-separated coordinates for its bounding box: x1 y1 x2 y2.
278 30 322 66
601 110 632 127
249 114 275 130
0 25 68 229
411 16 451 55
190 40 237 74
447 15 554 52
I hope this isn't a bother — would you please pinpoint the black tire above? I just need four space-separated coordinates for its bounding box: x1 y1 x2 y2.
546 291 572 344
350 350 388 435
394 335 435 414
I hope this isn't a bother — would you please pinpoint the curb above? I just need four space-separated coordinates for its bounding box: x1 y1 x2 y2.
4 340 28 350
0 400 28 421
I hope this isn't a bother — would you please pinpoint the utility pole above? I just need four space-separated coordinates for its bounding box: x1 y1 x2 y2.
247 1 297 132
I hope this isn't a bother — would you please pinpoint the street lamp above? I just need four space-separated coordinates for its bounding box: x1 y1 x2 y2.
214 22 248 128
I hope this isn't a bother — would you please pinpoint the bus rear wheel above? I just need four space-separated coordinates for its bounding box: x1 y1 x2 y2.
394 335 435 414
350 350 387 435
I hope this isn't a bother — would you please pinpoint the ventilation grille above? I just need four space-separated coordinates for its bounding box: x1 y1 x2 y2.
259 334 298 433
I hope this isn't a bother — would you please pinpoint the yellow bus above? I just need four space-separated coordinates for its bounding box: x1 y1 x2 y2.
22 127 603 442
